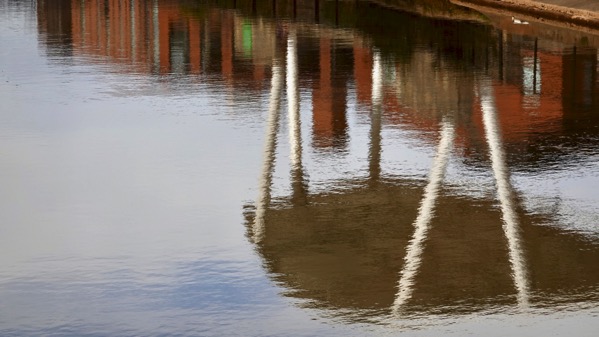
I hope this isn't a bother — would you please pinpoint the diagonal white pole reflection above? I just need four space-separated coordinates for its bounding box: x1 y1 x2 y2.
252 61 283 244
392 119 455 314
479 80 530 308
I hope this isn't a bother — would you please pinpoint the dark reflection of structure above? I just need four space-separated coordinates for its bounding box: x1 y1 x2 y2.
35 0 599 319
37 0 73 57
311 37 351 150
35 0 599 161
563 47 599 114
246 56 598 319
245 178 599 318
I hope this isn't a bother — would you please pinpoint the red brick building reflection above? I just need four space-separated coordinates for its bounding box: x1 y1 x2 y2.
37 0 599 157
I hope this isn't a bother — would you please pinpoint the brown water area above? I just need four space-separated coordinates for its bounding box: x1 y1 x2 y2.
1 0 599 336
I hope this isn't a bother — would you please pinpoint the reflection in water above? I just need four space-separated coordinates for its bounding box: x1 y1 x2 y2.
479 79 530 308
286 29 308 205
393 119 455 314
253 60 283 244
369 50 383 182
231 0 599 321
6 0 599 335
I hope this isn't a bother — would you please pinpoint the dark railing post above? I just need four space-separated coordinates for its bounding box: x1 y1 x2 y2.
335 0 339 26
293 0 297 19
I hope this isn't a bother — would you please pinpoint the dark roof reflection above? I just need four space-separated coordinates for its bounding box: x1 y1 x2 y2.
244 177 599 320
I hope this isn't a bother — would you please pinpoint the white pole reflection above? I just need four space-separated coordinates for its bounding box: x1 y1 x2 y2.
393 119 455 314
286 29 308 205
287 30 301 170
479 80 530 308
372 51 383 105
253 61 284 244
369 50 383 182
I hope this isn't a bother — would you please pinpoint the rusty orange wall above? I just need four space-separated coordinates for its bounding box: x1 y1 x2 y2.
353 41 373 107
312 38 335 145
473 51 564 145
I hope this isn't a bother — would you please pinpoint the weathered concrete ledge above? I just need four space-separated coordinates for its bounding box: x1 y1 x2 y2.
450 0 599 33
367 0 489 22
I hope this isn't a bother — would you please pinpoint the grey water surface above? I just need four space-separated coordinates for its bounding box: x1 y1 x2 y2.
1 0 598 336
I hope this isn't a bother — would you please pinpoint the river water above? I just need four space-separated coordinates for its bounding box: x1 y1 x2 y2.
1 0 598 336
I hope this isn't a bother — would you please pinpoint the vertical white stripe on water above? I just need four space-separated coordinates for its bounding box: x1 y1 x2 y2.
253 62 283 244
287 31 301 169
368 50 383 181
392 120 455 314
372 51 382 106
479 81 530 308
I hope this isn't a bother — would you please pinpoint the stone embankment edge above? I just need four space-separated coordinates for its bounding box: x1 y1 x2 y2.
450 0 599 33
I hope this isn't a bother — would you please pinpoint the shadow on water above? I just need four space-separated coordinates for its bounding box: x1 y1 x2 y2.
34 0 599 327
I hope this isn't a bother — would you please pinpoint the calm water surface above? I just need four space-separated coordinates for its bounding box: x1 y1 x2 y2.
1 0 598 336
